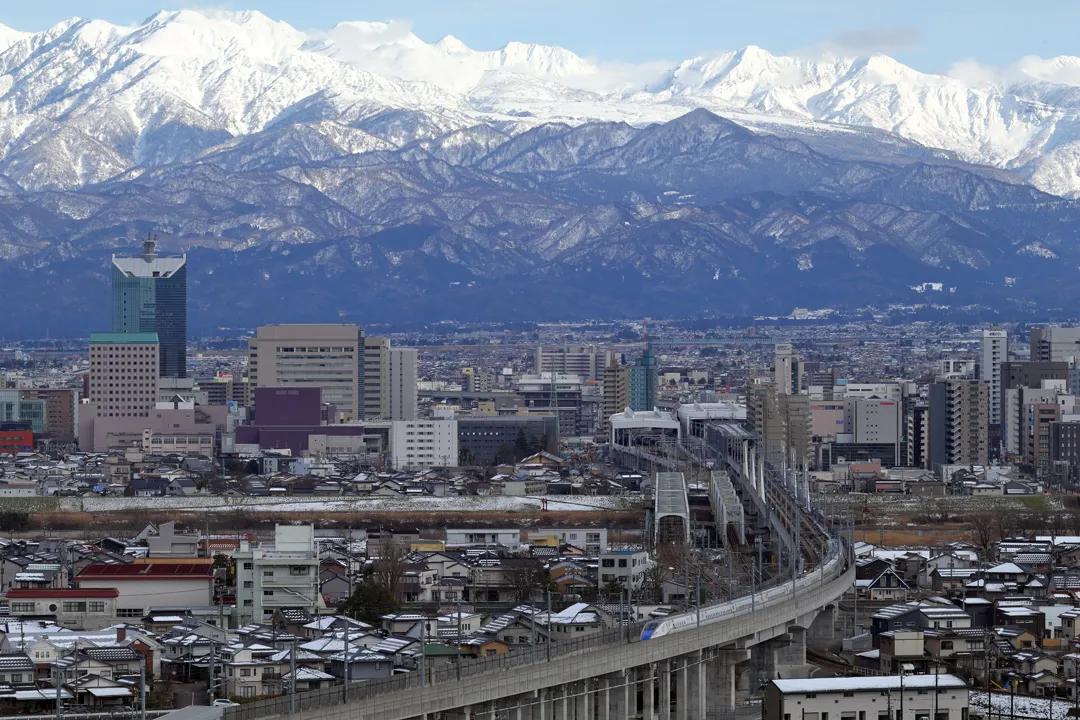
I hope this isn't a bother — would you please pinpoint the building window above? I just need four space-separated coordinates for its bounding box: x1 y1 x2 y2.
88 602 106 613
117 608 143 618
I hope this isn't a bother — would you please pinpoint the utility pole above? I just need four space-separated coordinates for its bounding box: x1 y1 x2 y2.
546 590 552 662
419 619 426 689
208 637 216 705
140 660 147 720
456 601 462 681
289 636 296 715
342 614 349 703
695 568 701 628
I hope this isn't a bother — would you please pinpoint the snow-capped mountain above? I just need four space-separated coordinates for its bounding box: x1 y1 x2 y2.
5 9 1080 333
0 10 1079 194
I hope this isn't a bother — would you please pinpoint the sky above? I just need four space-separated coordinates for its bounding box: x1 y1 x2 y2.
0 0 1077 75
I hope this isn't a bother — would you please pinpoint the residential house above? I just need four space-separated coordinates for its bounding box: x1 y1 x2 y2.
856 567 909 601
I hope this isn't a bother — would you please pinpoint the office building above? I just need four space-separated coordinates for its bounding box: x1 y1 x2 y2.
1050 421 1080 471
535 345 614 382
0 426 33 454
939 359 976 379
0 390 45 434
1024 402 1060 476
599 360 630 438
979 329 1007 431
773 343 803 395
88 333 160 419
1001 361 1069 393
629 345 658 412
200 375 252 408
457 416 559 464
234 525 324 626
517 373 585 437
928 379 988 471
1004 381 1066 457
1032 326 1080 363
385 347 418 421
18 388 78 444
111 235 187 378
389 420 458 470
248 324 364 420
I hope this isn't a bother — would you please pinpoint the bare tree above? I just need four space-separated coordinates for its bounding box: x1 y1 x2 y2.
969 509 998 558
503 560 547 603
371 534 408 598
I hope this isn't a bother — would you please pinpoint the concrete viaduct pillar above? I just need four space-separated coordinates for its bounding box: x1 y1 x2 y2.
641 663 655 719
707 648 749 714
609 672 629 720
659 660 671 720
674 655 689 720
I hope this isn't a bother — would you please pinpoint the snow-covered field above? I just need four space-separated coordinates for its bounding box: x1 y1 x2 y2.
61 494 638 514
970 691 1074 719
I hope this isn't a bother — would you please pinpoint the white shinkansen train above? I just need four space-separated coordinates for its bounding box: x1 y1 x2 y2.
639 539 846 641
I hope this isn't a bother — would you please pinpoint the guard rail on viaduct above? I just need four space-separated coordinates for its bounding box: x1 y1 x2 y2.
227 563 852 720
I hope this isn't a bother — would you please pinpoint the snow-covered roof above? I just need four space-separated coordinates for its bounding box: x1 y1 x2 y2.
774 675 967 694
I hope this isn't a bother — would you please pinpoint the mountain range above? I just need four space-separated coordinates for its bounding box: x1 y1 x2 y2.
2 10 1080 334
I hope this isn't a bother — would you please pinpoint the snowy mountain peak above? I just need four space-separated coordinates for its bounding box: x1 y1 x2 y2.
5 9 1080 194
435 35 470 54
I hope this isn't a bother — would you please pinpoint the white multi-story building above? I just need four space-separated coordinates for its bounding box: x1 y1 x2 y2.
390 420 457 470
598 549 648 590
234 525 324 626
980 329 1008 427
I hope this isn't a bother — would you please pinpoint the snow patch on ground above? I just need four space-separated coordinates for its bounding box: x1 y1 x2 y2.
63 494 638 514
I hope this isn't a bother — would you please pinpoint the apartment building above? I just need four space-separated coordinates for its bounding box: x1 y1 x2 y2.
929 379 989 471
234 525 323 626
389 420 458 470
600 361 630 439
385 347 418 421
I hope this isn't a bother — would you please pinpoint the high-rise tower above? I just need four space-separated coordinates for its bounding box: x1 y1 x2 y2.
111 234 187 378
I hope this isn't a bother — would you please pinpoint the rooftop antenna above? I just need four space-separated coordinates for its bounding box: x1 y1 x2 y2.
338 310 347 325
141 232 158 262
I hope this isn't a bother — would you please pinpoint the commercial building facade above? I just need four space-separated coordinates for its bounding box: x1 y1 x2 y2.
535 345 614 382
88 333 160 419
457 416 559 464
111 236 187 378
18 388 78 444
248 324 364 420
629 346 658 412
